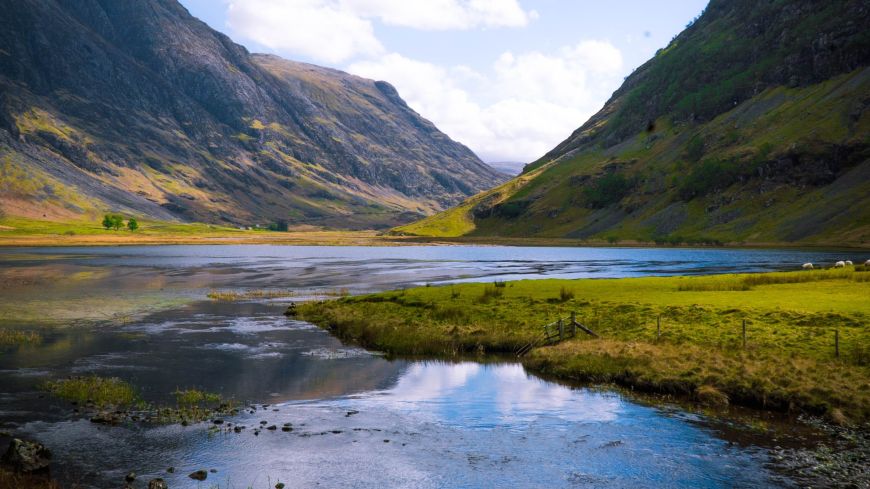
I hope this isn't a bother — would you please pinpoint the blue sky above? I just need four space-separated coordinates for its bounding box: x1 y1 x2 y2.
180 0 708 164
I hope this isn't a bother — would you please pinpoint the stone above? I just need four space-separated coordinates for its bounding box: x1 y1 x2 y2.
1 438 51 473
148 478 169 489
125 471 136 482
189 469 208 481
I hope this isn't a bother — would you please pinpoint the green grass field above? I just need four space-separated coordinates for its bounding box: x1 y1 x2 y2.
299 267 870 422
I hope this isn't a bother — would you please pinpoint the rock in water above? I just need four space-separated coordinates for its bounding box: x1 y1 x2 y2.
1 438 51 473
148 478 169 489
125 471 136 482
284 303 297 317
189 469 208 481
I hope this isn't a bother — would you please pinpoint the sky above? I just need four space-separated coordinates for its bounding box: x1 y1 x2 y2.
179 0 708 165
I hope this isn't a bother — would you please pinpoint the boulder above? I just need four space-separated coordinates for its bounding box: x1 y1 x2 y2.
148 478 169 489
1 438 51 473
189 469 208 481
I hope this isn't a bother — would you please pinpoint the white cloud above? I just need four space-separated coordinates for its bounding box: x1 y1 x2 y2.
343 0 534 30
226 0 534 63
349 41 624 162
227 0 383 63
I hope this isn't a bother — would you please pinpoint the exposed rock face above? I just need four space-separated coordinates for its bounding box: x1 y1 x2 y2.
0 0 504 228
1 438 51 473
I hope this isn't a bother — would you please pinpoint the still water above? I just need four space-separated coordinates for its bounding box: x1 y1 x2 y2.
1 245 866 488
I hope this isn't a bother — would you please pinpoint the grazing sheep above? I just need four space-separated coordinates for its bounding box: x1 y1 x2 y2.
866 259 870 266
802 263 813 269
834 261 846 268
845 260 853 266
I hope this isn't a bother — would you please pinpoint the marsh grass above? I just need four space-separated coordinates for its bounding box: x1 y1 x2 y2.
208 289 297 301
43 376 138 408
299 271 870 421
678 267 869 291
0 468 60 489
0 329 42 346
42 378 236 425
476 285 504 304
174 388 223 408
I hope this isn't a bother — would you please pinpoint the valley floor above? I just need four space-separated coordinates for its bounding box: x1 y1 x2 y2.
299 267 870 424
0 217 399 247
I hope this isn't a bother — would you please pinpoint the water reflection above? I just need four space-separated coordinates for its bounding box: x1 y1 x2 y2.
17 362 783 488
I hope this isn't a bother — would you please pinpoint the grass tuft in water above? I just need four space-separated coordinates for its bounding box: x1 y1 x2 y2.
42 376 138 408
0 329 42 346
207 289 297 301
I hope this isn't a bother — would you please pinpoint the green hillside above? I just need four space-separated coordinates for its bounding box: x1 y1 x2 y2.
395 0 870 246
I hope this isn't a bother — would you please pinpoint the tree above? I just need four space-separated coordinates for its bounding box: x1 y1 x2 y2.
111 215 124 230
102 214 114 230
127 217 138 231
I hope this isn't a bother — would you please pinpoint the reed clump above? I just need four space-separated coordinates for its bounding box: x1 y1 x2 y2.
207 289 297 301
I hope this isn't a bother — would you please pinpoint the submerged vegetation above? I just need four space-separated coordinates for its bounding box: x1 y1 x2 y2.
299 268 870 422
0 330 41 346
41 377 235 425
208 289 297 301
43 376 138 408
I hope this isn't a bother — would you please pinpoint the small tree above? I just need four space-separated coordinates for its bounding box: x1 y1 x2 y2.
102 214 114 230
127 217 139 231
111 215 124 230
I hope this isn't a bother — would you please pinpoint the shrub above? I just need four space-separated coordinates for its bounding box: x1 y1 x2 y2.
127 217 138 231
558 286 575 302
684 134 705 162
583 173 633 208
267 219 289 232
677 159 739 201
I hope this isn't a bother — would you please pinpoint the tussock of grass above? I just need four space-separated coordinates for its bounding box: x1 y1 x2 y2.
475 285 504 304
173 388 223 408
0 329 41 346
299 272 870 421
43 376 138 408
208 289 296 301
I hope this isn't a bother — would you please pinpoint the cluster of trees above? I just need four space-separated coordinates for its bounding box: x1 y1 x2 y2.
102 214 138 231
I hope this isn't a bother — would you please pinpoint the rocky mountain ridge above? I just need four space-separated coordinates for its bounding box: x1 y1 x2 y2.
0 0 505 228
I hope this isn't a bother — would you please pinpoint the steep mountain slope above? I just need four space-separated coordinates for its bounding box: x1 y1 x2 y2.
0 0 504 229
397 0 870 245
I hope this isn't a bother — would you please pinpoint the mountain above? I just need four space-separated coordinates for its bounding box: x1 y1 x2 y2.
487 161 526 176
396 0 870 246
0 0 504 229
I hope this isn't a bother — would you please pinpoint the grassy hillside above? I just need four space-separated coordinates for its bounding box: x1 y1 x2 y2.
299 267 870 421
396 0 870 246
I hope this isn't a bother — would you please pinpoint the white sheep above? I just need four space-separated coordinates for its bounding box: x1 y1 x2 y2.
834 261 846 268
845 260 853 266
802 263 813 270
865 259 870 266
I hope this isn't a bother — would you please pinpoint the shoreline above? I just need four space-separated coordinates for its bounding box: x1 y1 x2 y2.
297 269 870 424
2 232 869 250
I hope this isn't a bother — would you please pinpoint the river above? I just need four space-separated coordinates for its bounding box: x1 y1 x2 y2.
1 245 867 488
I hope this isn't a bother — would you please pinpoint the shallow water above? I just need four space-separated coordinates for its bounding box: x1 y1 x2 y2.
2 245 867 487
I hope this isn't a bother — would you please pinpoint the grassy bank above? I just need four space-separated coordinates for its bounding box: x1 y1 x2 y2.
299 267 870 422
0 216 399 247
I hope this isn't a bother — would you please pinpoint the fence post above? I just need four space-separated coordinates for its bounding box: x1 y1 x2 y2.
558 319 564 341
742 319 746 349
570 312 576 336
657 315 661 341
835 329 839 358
